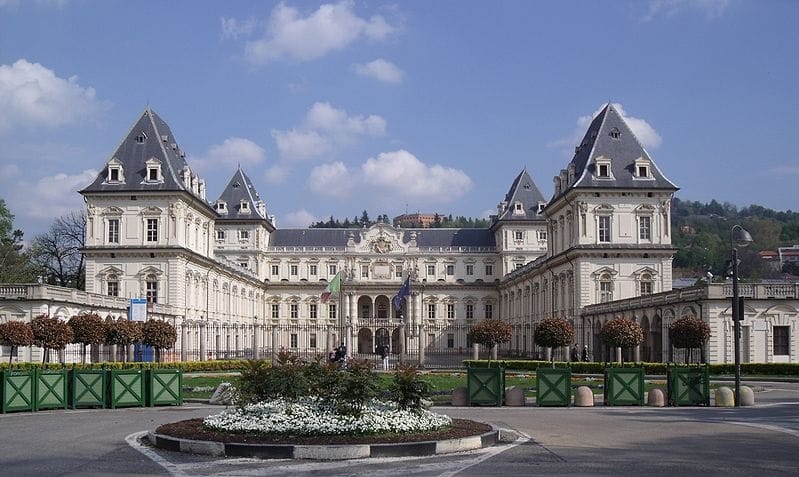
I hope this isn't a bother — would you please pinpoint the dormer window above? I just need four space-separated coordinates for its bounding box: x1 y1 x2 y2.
135 132 146 144
106 158 124 184
215 201 227 214
240 201 250 213
513 202 524 215
594 156 613 179
144 158 163 183
609 127 621 139
634 157 652 179
537 201 546 214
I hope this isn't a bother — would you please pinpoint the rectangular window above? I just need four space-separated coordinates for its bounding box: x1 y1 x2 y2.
107 281 119 297
239 261 248 269
328 304 337 320
427 264 435 276
395 266 403 278
271 304 279 319
639 216 651 241
466 264 474 276
110 168 119 182
638 165 649 177
466 304 474 319
514 231 523 241
146 280 158 304
600 281 613 303
774 326 790 355
447 333 455 348
361 265 369 278
640 281 653 296
598 164 609 177
309 304 317 319
427 334 436 349
329 264 337 276
108 219 119 243
271 265 279 276
427 304 436 319
148 167 158 181
598 216 611 243
239 230 249 240
290 333 298 348
216 230 225 241
484 304 493 319
309 333 317 349
537 230 548 241
309 265 317 276
290 304 298 319
447 303 455 319
446 265 454 276
290 265 298 276
485 265 493 276
146 218 158 242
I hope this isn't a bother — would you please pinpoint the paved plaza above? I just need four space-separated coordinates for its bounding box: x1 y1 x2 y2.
1 382 798 476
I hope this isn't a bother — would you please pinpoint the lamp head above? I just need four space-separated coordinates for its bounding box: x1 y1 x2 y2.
732 225 753 248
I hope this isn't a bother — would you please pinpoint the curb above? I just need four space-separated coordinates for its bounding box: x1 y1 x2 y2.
148 427 500 460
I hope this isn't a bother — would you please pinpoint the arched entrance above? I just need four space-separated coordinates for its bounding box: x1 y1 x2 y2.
357 328 373 354
651 315 663 362
375 327 390 353
375 296 390 319
357 296 373 321
391 327 401 354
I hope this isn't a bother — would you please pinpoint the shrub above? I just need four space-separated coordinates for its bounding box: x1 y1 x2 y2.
389 364 432 413
105 318 143 362
600 317 644 349
468 319 512 366
669 315 711 364
68 313 107 364
0 320 33 364
142 319 178 362
30 315 74 364
330 359 380 417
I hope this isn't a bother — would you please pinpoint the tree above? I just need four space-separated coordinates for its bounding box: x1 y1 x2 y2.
29 210 86 289
467 319 512 366
142 319 178 362
533 317 575 366
0 320 34 364
68 313 108 364
106 318 143 362
599 317 644 363
30 315 74 364
0 199 36 283
669 316 711 364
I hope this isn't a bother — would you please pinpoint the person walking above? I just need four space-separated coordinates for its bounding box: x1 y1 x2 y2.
379 344 390 371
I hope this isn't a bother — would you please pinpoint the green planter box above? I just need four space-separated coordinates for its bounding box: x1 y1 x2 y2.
70 368 106 409
34 368 68 411
146 369 183 407
604 367 644 406
536 366 572 407
1 369 34 413
107 369 145 409
467 366 505 406
668 365 710 406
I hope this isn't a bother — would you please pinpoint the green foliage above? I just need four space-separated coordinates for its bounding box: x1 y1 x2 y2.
68 313 107 346
533 317 575 348
0 199 37 283
467 319 513 350
0 320 34 364
600 317 644 350
329 359 380 417
389 364 432 413
142 319 178 350
105 318 143 346
669 316 711 349
30 315 74 362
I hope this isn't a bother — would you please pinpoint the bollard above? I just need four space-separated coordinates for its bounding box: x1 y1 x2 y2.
451 386 468 406
573 386 594 407
504 386 525 406
714 386 734 407
647 387 666 407
739 386 755 406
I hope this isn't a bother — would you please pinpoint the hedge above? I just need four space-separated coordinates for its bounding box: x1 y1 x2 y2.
0 359 257 372
463 360 799 377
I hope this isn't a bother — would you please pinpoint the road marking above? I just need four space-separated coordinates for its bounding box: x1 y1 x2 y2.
724 421 799 439
126 431 191 477
436 429 530 477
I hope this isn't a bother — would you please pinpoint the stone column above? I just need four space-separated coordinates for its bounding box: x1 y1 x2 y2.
271 326 278 362
418 324 426 367
253 323 261 359
633 344 641 363
472 343 479 361
398 321 406 364
199 322 206 361
180 322 188 362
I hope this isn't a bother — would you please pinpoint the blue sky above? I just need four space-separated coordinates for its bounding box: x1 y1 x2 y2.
1 0 797 239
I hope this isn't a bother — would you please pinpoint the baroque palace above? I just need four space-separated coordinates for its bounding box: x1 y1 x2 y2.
1 104 797 365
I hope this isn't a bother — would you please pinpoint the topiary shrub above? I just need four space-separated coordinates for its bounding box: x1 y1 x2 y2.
534 317 575 366
467 319 512 366
142 319 178 363
68 313 107 364
0 320 34 364
669 315 711 364
105 318 143 362
599 317 644 363
30 314 74 364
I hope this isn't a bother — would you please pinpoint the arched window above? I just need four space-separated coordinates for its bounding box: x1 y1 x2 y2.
146 274 158 304
639 273 654 296
107 274 119 297
599 273 613 303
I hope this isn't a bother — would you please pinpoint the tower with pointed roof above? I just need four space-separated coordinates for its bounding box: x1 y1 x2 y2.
490 168 549 275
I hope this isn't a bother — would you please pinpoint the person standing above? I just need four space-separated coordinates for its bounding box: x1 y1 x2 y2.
379 344 390 370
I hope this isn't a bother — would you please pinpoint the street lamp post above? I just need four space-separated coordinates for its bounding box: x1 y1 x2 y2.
731 224 753 407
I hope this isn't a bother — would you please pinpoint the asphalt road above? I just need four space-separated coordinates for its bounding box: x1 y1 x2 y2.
1 381 798 477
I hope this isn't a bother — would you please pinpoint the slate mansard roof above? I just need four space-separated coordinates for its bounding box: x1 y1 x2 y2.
269 228 496 249
81 107 203 196
495 168 547 222
215 166 274 226
554 103 678 201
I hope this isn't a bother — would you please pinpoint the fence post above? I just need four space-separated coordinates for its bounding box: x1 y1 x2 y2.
472 343 479 361
418 324 426 367
180 322 187 362
199 322 206 361
271 326 278 362
398 321 406 364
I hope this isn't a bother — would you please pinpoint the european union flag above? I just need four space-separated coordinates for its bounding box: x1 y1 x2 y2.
392 276 411 311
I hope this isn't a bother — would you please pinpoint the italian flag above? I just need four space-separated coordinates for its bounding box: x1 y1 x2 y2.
321 272 341 303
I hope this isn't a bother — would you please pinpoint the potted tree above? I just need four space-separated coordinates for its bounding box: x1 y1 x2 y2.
68 313 107 365
600 317 645 406
466 319 512 406
667 315 711 406
0 320 33 364
0 320 35 412
142 319 177 363
533 317 575 406
142 319 181 406
29 315 73 410
30 315 74 364
105 318 145 408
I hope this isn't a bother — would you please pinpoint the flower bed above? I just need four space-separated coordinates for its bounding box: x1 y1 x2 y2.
203 397 452 436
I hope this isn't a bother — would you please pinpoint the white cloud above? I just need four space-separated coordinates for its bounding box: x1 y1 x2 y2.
272 102 386 161
12 169 96 221
0 59 110 131
281 209 318 228
220 17 258 40
264 164 291 184
307 161 352 198
549 102 662 153
0 163 20 179
244 1 397 65
190 137 266 173
354 58 405 84
360 150 473 200
642 0 730 21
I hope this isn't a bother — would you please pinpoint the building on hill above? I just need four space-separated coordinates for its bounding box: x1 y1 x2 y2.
1 104 797 366
392 213 441 228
